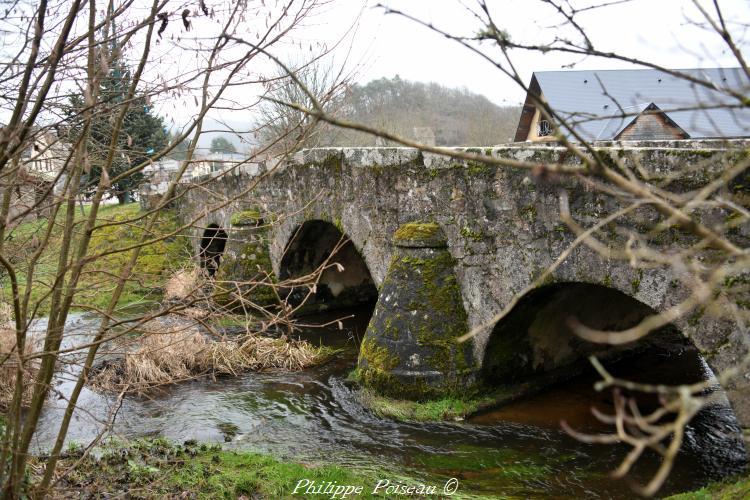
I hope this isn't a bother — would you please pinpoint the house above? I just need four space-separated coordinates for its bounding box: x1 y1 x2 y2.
514 67 750 142
0 128 71 224
193 151 245 176
142 151 246 198
20 130 70 181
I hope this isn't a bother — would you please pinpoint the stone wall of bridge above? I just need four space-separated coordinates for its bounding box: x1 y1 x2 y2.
158 141 750 429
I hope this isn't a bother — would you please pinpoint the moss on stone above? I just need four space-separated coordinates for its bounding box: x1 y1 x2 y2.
393 222 441 243
466 160 492 176
333 216 344 233
230 209 261 227
460 226 484 241
354 334 404 396
390 252 468 332
379 313 402 341
357 336 400 373
358 388 486 422
520 204 537 222
214 234 279 312
687 307 705 327
358 244 476 400
309 153 343 174
631 270 643 294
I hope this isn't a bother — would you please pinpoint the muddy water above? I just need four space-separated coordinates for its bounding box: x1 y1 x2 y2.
34 308 746 498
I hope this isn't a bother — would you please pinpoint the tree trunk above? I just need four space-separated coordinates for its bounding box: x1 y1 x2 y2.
116 191 131 204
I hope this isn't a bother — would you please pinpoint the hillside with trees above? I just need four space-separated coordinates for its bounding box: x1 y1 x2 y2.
258 74 521 150
330 76 521 146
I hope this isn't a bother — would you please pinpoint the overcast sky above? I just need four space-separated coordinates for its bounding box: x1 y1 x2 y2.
188 0 750 143
304 0 750 106
4 0 747 144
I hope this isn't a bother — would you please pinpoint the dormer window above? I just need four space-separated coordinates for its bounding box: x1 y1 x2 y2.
537 119 552 137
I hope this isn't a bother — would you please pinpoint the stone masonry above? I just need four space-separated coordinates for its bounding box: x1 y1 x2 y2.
151 140 750 432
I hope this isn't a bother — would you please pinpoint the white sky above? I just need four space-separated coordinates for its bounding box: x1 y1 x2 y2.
308 0 750 106
194 0 750 142
3 0 749 144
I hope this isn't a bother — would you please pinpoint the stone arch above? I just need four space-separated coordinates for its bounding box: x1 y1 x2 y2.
278 220 377 311
481 281 748 454
481 282 688 385
198 223 227 276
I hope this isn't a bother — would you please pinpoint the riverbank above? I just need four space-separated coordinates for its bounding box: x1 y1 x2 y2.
3 203 190 316
41 437 434 499
666 475 750 499
42 434 750 499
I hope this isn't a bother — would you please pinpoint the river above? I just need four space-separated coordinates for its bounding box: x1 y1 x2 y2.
32 307 747 498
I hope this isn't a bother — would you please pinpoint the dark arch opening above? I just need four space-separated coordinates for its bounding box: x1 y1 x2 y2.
481 282 690 385
279 220 377 313
198 223 227 277
478 282 747 484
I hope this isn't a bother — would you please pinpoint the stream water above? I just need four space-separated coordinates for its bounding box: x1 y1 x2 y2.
33 307 747 499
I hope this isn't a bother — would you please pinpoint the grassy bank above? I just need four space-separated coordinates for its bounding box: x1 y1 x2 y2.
47 438 406 499
2 203 191 316
666 475 750 499
357 388 494 422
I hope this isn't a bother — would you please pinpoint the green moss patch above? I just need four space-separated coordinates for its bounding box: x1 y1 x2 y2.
392 222 445 247
230 209 262 227
47 437 383 499
358 388 493 422
356 385 519 423
666 475 750 499
2 203 191 316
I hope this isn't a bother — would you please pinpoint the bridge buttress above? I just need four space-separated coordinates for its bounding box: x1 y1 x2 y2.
356 222 478 399
213 209 279 312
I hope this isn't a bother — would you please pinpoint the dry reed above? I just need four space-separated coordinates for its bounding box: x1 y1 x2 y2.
0 328 39 408
164 267 204 302
88 323 324 393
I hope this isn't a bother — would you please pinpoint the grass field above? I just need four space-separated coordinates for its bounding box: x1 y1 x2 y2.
1 202 192 317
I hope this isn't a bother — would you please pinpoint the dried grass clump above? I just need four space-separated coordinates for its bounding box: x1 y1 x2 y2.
0 328 39 408
0 302 13 327
89 324 324 393
164 267 204 302
198 334 320 376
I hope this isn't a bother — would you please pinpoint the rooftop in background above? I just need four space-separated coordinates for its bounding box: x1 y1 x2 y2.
514 67 750 142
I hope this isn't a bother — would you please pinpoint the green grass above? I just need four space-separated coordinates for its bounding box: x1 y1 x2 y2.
666 475 750 499
52 437 389 499
357 387 504 422
2 203 192 316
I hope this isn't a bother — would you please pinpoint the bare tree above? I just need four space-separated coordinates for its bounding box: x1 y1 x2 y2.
256 54 355 152
0 0 344 496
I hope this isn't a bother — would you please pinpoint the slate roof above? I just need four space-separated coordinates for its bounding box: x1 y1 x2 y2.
529 67 750 141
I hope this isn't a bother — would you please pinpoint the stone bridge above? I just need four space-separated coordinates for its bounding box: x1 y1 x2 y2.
154 141 750 435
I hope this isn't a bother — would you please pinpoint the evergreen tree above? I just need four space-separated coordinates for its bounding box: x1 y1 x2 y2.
209 136 237 154
70 11 168 203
